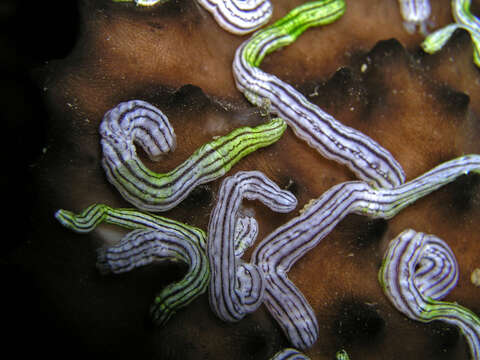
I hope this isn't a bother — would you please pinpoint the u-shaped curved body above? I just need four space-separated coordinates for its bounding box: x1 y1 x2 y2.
252 154 480 349
97 228 210 326
233 0 406 189
100 100 287 212
55 203 209 326
208 171 297 322
379 229 480 360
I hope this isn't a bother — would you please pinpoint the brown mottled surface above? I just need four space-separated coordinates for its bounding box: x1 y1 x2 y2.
4 0 480 359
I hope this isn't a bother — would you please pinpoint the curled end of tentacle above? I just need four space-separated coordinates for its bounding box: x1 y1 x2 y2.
150 298 175 327
421 24 461 54
54 204 105 233
236 262 265 313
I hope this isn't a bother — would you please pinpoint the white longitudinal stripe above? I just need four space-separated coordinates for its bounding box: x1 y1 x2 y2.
118 0 272 35
100 99 287 212
397 0 432 34
133 0 165 5
54 204 209 327
54 203 207 249
100 99 176 159
422 0 480 66
379 229 480 360
452 0 480 29
380 230 458 319
233 0 406 189
252 155 480 349
234 214 259 257
197 0 273 34
208 171 297 322
98 228 210 327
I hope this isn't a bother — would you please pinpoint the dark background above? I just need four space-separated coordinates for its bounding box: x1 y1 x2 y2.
0 1 81 357
1 1 79 237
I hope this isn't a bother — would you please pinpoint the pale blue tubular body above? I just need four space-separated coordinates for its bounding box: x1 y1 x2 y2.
100 100 287 212
233 0 406 189
208 171 297 322
55 204 209 326
252 155 480 349
379 229 480 359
